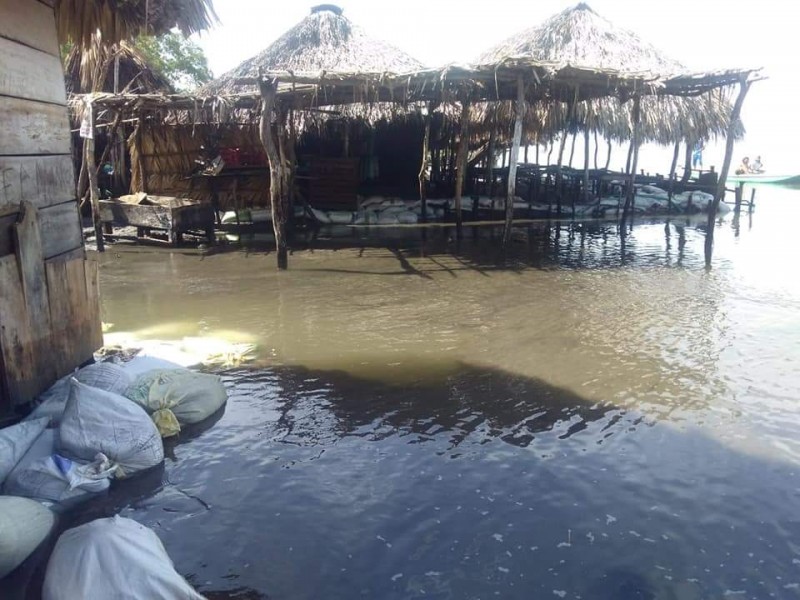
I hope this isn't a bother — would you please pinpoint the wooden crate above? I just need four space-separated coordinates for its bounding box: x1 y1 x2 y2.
100 196 215 245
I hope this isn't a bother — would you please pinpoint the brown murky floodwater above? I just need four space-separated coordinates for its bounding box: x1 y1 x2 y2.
9 189 800 599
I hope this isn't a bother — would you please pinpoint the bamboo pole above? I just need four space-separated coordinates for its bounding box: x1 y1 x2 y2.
258 77 289 270
705 78 751 266
503 75 525 246
418 101 434 222
454 100 471 240
83 106 104 253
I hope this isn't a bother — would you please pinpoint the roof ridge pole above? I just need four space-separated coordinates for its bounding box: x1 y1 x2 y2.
705 76 751 268
454 98 471 241
503 75 525 248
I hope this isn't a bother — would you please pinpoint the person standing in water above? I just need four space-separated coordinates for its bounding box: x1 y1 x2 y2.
692 141 705 170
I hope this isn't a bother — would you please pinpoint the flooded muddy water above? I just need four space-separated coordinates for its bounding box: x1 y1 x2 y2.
17 190 800 599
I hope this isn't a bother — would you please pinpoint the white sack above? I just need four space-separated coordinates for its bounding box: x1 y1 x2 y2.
0 496 55 579
126 369 228 437
0 418 49 486
4 429 113 506
26 363 133 426
42 516 205 600
58 380 163 478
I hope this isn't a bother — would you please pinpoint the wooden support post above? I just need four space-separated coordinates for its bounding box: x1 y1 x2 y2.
706 78 751 266
593 129 599 170
680 143 693 183
418 101 434 222
454 100 471 240
604 137 612 170
667 140 681 212
734 182 744 214
554 132 568 215
524 143 529 164
83 103 104 253
258 77 289 270
503 75 525 246
343 120 350 158
749 187 756 212
623 96 642 223
583 126 590 206
568 130 578 168
486 128 495 198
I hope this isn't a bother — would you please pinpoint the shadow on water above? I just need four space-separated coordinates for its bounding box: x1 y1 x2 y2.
6 358 800 599
200 216 721 276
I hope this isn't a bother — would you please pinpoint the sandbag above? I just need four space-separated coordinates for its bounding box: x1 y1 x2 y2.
0 496 55 579
42 516 205 600
26 362 133 426
58 380 164 478
4 429 114 507
0 418 49 486
119 355 185 377
126 369 228 437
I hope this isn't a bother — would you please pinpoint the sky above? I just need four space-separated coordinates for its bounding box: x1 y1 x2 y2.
193 0 799 174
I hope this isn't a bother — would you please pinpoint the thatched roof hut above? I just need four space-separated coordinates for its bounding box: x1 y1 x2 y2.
55 0 217 47
202 4 424 96
474 3 736 146
64 39 173 95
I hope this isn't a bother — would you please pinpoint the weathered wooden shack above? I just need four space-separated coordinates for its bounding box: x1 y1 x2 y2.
0 0 215 419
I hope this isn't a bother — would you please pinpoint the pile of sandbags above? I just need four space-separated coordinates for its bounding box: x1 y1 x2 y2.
42 516 205 600
3 379 164 510
125 369 228 438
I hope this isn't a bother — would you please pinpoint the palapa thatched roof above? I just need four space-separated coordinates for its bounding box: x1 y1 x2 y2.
64 38 173 95
474 3 736 145
55 0 217 47
202 5 424 96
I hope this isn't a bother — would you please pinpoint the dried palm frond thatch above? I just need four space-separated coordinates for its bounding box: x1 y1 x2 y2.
475 3 737 145
202 4 424 96
64 37 172 95
56 0 217 47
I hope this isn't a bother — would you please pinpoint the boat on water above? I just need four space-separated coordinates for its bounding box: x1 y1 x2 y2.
728 173 800 185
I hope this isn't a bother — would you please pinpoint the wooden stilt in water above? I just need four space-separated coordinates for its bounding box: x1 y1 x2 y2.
524 142 529 164
568 130 578 168
503 75 525 246
454 100 471 240
680 143 693 183
83 102 104 253
667 140 681 212
706 77 751 266
418 101 434 222
734 182 744 214
486 127 495 198
604 137 612 170
554 132 568 215
583 126 590 205
258 76 288 270
622 96 641 223
593 129 599 170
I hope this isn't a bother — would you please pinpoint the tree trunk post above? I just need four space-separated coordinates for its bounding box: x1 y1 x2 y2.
503 75 525 246
604 137 612 170
706 78 751 266
258 77 288 270
667 140 681 212
583 123 591 206
622 96 641 223
418 101 434 222
454 100 471 240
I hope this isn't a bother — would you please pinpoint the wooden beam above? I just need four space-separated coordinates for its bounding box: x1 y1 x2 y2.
258 77 288 269
454 100 471 240
503 75 524 246
706 78 751 266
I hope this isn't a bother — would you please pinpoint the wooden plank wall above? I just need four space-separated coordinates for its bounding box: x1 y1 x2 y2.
0 0 102 416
